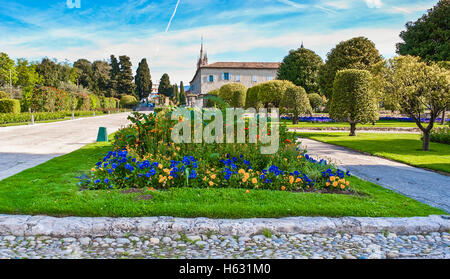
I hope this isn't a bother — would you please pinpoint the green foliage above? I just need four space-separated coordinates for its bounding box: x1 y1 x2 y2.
256 80 296 108
35 58 76 87
245 85 263 109
330 69 378 135
120 95 138 108
319 37 383 99
89 94 100 110
308 93 325 112
280 86 312 123
92 60 111 95
277 46 323 93
108 55 120 98
179 81 186 105
158 73 172 97
31 86 73 112
205 89 220 107
74 59 94 89
0 52 17 86
381 55 450 150
396 0 449 61
135 58 152 100
76 93 92 111
0 111 66 125
0 91 10 99
0 99 20 114
430 127 450 144
218 83 247 107
101 96 119 109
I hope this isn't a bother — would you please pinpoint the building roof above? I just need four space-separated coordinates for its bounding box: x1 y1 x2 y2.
202 62 280 69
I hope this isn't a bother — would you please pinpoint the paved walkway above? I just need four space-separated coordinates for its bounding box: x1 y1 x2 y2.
0 113 131 181
297 138 450 213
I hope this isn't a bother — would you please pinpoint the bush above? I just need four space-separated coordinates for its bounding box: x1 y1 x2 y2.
30 86 72 112
218 83 247 107
120 95 138 108
205 89 220 108
330 69 378 136
256 80 296 108
0 91 10 99
430 127 450 144
0 99 20 114
76 92 92 111
101 97 119 109
308 93 325 112
89 94 100 110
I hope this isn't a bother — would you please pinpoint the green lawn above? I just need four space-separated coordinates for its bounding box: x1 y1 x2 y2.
0 138 444 218
283 119 445 129
296 132 450 173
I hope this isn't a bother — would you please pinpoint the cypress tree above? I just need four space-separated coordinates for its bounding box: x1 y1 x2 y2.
108 55 120 97
135 58 152 100
179 81 186 105
117 55 135 97
158 73 172 98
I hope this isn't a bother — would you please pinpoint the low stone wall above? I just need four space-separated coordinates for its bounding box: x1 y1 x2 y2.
0 214 448 237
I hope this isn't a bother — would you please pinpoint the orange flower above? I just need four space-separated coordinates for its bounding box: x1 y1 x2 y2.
295 178 302 183
289 176 294 184
209 181 214 187
251 178 257 184
330 176 335 181
245 190 250 194
281 186 286 191
210 174 216 180
326 182 330 187
332 182 338 187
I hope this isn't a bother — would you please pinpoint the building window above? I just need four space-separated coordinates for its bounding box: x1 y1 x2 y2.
252 75 257 82
235 75 241 82
223 72 230 80
267 76 272 81
209 75 214 82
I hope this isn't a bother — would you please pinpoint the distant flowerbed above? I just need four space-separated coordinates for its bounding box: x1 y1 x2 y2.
79 110 352 193
282 115 450 123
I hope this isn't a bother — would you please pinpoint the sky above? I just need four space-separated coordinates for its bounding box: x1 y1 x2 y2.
0 0 438 84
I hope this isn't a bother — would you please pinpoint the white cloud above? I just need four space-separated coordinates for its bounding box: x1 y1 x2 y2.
365 0 383 9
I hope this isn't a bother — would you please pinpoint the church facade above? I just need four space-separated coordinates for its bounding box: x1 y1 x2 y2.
189 42 280 97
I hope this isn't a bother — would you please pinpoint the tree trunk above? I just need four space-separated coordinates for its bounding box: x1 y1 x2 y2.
349 123 357 136
422 131 430 151
292 112 298 124
441 110 446 125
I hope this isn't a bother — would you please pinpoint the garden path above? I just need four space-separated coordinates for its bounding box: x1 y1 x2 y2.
297 137 450 213
0 112 131 181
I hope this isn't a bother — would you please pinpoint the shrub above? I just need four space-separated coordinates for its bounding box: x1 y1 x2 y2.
0 111 66 125
101 97 119 109
76 92 92 111
430 127 450 144
280 86 312 124
330 69 378 136
308 93 325 112
218 83 247 107
0 99 21 114
205 89 220 108
89 94 100 110
257 80 296 108
30 86 73 112
120 95 138 108
0 91 10 99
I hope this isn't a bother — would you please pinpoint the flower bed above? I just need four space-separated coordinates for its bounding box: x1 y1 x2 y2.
282 115 449 123
80 110 352 193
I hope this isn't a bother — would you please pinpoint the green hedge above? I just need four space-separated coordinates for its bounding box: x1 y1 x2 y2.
0 91 10 99
0 112 66 125
120 95 138 108
218 83 247 107
0 99 21 114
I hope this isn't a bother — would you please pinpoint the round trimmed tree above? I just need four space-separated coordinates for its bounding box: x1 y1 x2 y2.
218 83 247 107
308 93 325 112
257 80 296 108
329 69 378 136
277 46 323 93
280 86 312 124
319 37 383 99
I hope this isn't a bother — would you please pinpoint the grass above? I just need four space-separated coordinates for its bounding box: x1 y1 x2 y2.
296 132 450 173
0 137 444 218
283 119 446 129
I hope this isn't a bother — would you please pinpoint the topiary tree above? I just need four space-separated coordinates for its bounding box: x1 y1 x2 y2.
0 99 20 114
245 85 263 110
308 93 325 112
277 45 323 93
319 37 383 99
218 83 247 107
280 86 312 124
120 95 138 109
382 55 450 151
396 0 449 62
329 69 378 136
257 80 296 108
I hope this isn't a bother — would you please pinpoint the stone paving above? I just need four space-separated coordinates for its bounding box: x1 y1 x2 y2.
0 232 448 259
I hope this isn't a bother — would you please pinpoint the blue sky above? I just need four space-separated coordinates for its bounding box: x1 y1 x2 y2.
0 0 438 84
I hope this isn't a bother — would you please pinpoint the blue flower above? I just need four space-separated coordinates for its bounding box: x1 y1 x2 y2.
104 178 109 184
94 179 101 184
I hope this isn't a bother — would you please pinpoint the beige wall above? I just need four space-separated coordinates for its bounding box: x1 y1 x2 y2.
190 68 278 95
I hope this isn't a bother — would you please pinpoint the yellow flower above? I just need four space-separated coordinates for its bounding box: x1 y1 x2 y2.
251 178 257 184
330 176 335 181
326 182 330 187
332 182 338 187
238 169 245 174
245 190 250 194
340 184 346 190
91 168 96 172
242 177 248 183
163 168 170 174
295 178 302 183
210 174 216 180
346 181 350 185
209 181 214 187
289 176 294 184
211 168 215 171
244 173 250 179
168 176 173 180
203 176 207 181
158 164 163 169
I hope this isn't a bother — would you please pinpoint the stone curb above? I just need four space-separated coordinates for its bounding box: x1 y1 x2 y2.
0 215 449 237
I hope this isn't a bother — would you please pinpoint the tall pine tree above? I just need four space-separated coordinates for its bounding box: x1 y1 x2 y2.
158 73 172 98
117 55 135 97
135 58 152 100
172 84 179 103
179 81 186 105
108 55 120 97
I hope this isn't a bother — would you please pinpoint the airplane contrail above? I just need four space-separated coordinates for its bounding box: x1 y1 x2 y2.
165 0 181 33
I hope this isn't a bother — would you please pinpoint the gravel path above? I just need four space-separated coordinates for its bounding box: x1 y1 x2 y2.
297 138 450 213
0 232 448 259
0 113 131 181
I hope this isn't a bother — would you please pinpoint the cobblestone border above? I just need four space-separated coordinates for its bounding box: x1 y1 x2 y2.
0 215 449 237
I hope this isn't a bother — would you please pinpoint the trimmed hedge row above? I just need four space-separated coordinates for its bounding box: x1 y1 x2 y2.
0 99 21 114
0 112 66 125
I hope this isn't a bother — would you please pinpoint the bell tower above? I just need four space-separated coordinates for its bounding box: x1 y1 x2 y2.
197 36 208 69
